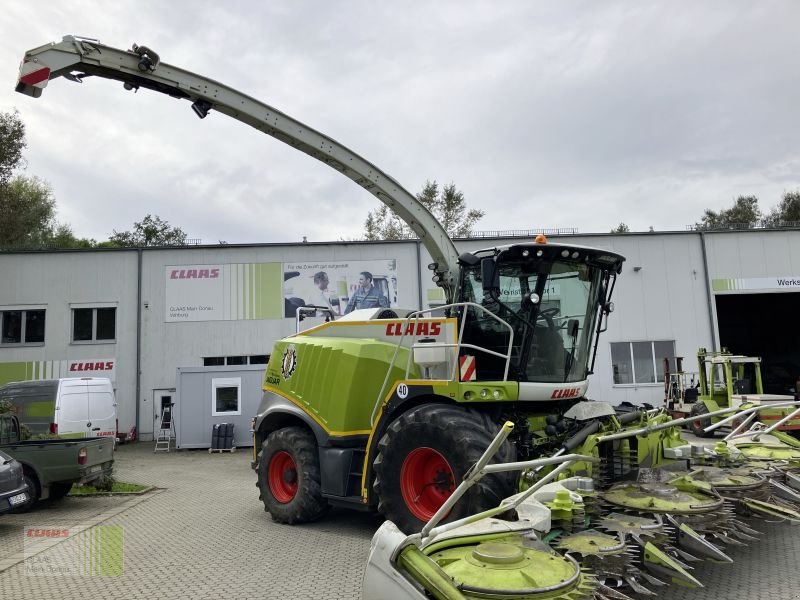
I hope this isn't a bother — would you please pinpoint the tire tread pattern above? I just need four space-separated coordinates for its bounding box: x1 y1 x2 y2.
256 427 328 524
372 404 515 533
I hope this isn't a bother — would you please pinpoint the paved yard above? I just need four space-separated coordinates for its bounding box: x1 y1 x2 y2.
0 440 798 599
0 443 381 600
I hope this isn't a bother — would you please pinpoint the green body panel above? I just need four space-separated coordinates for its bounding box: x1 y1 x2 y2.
637 414 687 469
264 336 415 433
642 542 703 588
397 546 466 600
771 430 800 448
602 480 719 513
734 443 800 462
554 530 624 555
429 535 594 599
263 336 520 434
699 398 722 415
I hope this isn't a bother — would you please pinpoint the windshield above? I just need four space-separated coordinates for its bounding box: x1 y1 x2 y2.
459 257 604 383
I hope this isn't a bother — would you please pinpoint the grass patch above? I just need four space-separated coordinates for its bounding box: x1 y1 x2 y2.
69 482 149 495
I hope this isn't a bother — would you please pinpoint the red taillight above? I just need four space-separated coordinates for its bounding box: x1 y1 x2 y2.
50 423 58 435
78 448 87 465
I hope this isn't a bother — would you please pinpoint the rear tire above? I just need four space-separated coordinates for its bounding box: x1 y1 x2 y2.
256 427 328 524
48 483 73 500
373 404 516 534
690 402 714 438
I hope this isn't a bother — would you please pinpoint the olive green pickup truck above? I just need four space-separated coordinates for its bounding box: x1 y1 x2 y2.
0 413 114 508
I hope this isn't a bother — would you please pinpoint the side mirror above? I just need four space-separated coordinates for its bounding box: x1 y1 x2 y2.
480 258 499 293
568 319 579 338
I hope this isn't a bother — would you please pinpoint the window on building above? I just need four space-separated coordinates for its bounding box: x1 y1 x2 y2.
1 309 46 345
211 377 241 416
611 340 676 385
203 355 269 366
72 307 116 343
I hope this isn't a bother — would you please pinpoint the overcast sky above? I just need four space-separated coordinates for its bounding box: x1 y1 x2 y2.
2 1 799 244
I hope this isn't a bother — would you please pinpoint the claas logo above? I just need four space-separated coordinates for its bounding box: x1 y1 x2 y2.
70 361 114 372
385 322 443 337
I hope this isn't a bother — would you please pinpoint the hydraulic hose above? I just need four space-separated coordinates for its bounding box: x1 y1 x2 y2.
561 421 600 452
560 410 643 452
617 410 644 426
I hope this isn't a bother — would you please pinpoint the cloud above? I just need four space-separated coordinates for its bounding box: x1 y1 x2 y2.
2 0 799 243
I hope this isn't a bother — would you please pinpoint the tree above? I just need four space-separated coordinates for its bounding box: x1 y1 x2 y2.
0 175 60 247
108 214 188 247
697 195 761 230
0 110 26 185
0 110 93 249
610 223 630 233
764 190 800 226
364 180 484 240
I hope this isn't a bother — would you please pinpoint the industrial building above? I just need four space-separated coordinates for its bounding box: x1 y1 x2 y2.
1 228 798 442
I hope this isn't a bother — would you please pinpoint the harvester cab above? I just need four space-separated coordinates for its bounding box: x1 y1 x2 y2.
455 241 620 387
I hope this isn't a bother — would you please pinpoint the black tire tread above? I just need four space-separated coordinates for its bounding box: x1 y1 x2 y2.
256 426 328 524
690 402 714 438
372 403 515 534
48 482 73 500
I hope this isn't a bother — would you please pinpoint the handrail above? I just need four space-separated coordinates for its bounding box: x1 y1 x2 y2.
403 303 515 381
370 302 515 427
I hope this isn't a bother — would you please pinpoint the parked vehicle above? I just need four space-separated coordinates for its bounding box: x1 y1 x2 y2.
0 413 114 508
0 449 29 515
664 348 800 437
0 378 117 439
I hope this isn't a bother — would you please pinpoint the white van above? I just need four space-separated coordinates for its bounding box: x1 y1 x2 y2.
0 378 117 439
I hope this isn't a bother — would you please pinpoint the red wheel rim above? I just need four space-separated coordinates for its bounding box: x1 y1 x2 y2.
400 447 455 521
268 451 298 503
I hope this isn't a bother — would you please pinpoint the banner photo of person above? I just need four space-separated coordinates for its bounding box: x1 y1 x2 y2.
283 260 398 318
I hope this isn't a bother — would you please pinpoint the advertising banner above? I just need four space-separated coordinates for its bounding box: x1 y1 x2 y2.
165 263 283 322
165 260 398 322
712 277 800 293
284 259 398 318
0 358 117 386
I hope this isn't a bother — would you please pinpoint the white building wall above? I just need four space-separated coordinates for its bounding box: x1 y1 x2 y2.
137 241 420 438
704 230 800 279
3 228 799 438
0 250 139 431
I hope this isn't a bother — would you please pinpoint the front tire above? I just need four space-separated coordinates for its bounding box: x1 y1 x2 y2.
373 404 515 534
256 427 328 524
